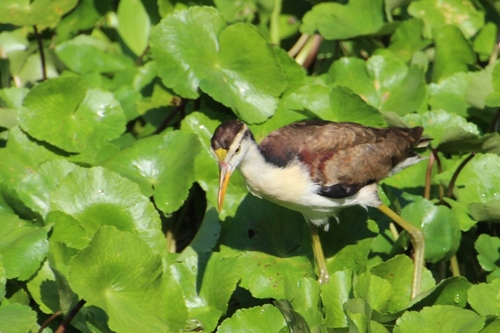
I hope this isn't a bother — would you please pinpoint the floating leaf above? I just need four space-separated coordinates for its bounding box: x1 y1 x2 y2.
468 280 500 317
363 255 435 313
321 270 352 328
0 127 59 187
408 0 484 38
26 260 59 314
50 166 166 256
20 77 126 153
394 305 484 333
117 0 150 56
55 35 134 74
432 25 476 82
475 234 500 278
151 6 286 123
0 0 78 26
102 130 199 213
17 159 77 218
171 252 241 332
68 226 187 333
404 110 480 149
401 197 461 263
328 55 426 115
217 304 287 333
0 303 37 333
301 0 388 40
0 213 48 280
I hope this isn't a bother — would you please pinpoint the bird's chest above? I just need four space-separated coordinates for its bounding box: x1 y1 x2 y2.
238 159 321 210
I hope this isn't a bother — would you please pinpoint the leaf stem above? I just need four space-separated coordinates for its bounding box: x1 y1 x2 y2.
445 152 476 199
288 33 310 57
55 300 86 333
450 255 461 276
38 311 62 333
270 0 282 46
33 25 47 81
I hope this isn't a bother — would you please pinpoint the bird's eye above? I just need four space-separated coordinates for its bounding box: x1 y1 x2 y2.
235 146 241 154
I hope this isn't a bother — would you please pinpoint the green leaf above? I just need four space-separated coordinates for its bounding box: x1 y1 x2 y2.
0 87 28 129
344 299 371 333
277 83 332 120
439 154 500 205
329 87 386 126
117 0 150 56
401 197 461 263
321 270 352 328
469 200 500 222
171 252 241 332
26 260 59 314
394 305 484 333
0 0 78 26
220 195 313 299
20 77 126 153
428 72 472 117
0 213 49 280
403 110 480 149
468 279 500 317
486 60 500 107
413 276 471 308
17 159 77 218
181 112 248 218
473 22 497 61
0 127 59 187
482 318 500 333
217 304 287 333
68 226 187 333
55 35 134 74
301 0 387 40
364 255 435 313
151 6 286 123
432 25 476 82
386 19 431 62
283 277 321 329
408 0 484 38
102 130 199 213
50 166 167 256
328 55 427 115
0 303 37 333
476 234 500 273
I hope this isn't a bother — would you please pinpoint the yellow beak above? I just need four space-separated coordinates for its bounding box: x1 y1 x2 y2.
217 163 232 211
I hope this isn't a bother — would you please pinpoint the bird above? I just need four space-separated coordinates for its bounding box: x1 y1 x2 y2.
211 119 431 299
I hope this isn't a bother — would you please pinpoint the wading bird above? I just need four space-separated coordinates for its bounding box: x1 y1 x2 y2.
211 119 430 299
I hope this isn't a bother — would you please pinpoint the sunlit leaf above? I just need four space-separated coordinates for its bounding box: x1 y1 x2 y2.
68 226 187 333
151 6 286 123
301 0 388 40
0 303 37 333
394 305 484 333
20 77 126 153
50 166 167 256
117 0 150 56
0 213 49 280
0 0 78 26
217 304 287 332
408 0 484 38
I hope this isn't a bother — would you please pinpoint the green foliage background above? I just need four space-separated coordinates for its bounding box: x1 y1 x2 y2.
1 0 500 332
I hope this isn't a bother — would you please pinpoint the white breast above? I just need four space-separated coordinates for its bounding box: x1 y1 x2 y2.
238 144 381 226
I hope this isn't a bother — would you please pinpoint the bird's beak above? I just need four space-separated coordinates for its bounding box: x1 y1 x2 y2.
217 162 232 211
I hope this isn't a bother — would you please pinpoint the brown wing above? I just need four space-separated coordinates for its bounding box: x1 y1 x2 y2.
259 120 425 198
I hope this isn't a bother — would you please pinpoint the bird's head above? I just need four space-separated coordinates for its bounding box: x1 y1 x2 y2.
211 120 253 211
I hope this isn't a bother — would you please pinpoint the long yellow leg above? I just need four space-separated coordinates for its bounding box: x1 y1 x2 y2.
310 224 329 284
378 203 425 299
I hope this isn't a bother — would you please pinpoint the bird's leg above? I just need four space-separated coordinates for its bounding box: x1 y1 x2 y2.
377 203 425 299
309 224 329 284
